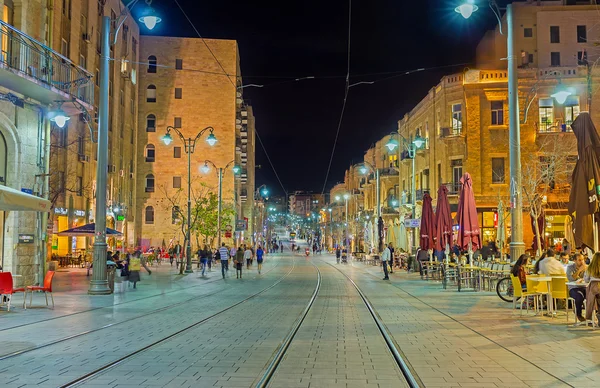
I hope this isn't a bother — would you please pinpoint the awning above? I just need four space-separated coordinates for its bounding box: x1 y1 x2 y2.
57 223 123 237
0 185 50 212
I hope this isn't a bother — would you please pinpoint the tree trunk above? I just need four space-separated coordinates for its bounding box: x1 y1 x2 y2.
533 214 542 258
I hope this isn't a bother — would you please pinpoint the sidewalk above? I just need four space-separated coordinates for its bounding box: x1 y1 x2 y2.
334 254 600 387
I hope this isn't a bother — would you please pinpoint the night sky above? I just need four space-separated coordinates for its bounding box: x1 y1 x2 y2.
141 0 505 196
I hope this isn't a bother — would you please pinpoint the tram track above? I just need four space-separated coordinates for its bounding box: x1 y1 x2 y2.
0 259 281 333
0 260 284 360
57 257 298 388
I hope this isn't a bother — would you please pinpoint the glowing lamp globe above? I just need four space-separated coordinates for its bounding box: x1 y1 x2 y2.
162 132 173 146
206 133 218 146
50 109 70 128
385 137 399 151
200 164 210 174
455 1 478 19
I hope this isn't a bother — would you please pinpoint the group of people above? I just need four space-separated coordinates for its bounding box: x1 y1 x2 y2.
216 243 265 279
511 248 600 323
111 250 152 289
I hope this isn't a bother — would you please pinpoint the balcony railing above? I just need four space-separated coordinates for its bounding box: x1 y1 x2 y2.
443 182 461 195
0 20 94 106
538 118 574 133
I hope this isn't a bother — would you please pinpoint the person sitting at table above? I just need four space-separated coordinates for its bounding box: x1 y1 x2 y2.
584 252 600 323
511 254 530 290
567 253 588 322
559 252 570 265
538 249 566 276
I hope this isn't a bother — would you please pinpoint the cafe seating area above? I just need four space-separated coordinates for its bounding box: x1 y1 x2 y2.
0 270 56 312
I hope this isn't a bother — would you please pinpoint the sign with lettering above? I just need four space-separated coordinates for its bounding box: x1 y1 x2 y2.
404 218 421 228
21 188 33 195
235 219 247 231
18 234 35 244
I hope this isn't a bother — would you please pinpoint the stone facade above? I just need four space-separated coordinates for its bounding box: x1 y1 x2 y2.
135 36 240 250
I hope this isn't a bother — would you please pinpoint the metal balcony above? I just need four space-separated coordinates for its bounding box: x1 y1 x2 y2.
0 20 94 111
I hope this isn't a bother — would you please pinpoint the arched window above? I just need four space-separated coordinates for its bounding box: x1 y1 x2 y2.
145 206 154 224
146 85 156 103
147 55 157 73
145 174 155 192
146 114 156 132
145 144 155 162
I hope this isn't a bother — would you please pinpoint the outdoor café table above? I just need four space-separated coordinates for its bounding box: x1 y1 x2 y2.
424 261 441 281
529 276 567 315
458 264 481 291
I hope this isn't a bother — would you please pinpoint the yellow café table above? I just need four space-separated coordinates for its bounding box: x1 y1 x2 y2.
529 276 567 315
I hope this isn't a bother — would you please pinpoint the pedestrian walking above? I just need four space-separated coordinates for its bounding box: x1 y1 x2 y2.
235 247 244 278
381 243 391 280
129 255 141 288
174 242 182 266
219 243 230 279
256 245 264 274
244 245 253 269
336 247 341 264
388 243 395 274
168 246 174 266
140 252 152 275
280 244 284 253
198 245 210 276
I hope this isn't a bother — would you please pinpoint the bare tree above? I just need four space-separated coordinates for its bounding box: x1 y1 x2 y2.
521 133 576 257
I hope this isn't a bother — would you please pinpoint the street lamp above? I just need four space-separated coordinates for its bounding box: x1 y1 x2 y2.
343 193 350 248
89 0 160 295
453 0 526 260
359 162 381 250
385 133 425 250
200 159 239 248
162 126 218 273
49 105 70 128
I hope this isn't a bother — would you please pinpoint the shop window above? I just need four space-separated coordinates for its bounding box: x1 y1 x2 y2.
145 206 154 223
145 174 155 193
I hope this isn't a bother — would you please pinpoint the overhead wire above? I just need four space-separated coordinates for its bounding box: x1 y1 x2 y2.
320 0 352 195
172 0 288 195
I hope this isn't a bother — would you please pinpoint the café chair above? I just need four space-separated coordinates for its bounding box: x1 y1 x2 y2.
27 271 55 309
0 272 27 311
550 277 569 321
510 274 540 315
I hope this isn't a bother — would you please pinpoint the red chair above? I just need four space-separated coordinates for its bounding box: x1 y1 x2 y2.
27 271 55 309
0 272 27 311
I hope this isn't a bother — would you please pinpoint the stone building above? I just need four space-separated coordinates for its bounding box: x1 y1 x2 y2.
135 36 246 250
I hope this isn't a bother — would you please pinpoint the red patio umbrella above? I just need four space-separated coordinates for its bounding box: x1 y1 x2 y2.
434 185 453 252
419 193 435 250
456 173 481 251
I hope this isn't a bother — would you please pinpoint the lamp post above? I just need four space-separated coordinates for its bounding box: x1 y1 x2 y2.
256 185 269 249
359 162 381 250
328 208 332 250
200 160 240 248
385 133 425 251
162 126 218 273
88 0 160 295
342 193 350 248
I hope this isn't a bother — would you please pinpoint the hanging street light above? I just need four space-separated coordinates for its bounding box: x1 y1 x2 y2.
49 106 70 128
551 80 574 105
138 0 162 30
455 0 479 19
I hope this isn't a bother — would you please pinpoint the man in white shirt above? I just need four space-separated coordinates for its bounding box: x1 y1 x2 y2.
539 249 566 276
244 245 253 269
381 243 391 280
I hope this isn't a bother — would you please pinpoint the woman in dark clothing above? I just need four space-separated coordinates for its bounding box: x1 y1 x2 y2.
533 253 546 274
511 254 530 290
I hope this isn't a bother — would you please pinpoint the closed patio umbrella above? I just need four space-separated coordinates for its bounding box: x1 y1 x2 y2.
434 185 453 254
57 223 123 237
420 193 435 251
568 112 600 250
398 216 408 251
497 201 506 258
530 210 545 254
456 172 481 252
564 215 575 251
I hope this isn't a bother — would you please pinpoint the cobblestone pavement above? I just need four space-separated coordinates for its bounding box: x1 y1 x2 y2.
336 256 600 387
3 251 600 388
270 259 408 388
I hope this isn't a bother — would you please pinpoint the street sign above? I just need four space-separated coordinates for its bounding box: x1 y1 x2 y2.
404 218 421 228
18 234 35 243
21 188 33 195
235 219 247 231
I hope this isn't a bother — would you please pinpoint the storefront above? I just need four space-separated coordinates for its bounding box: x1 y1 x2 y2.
544 214 567 250
51 207 89 256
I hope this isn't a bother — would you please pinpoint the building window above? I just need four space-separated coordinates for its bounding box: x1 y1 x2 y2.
130 98 135 114
176 59 183 70
524 27 533 38
145 175 155 193
145 144 155 162
145 206 154 223
451 159 462 193
76 176 83 196
148 55 157 73
436 110 441 137
61 38 69 57
492 158 505 184
79 54 87 69
173 176 182 189
490 101 504 125
146 114 156 132
95 68 99 86
77 135 84 155
578 51 588 65
550 52 560 67
451 103 462 134
424 121 430 149
577 25 587 43
172 206 180 224
174 146 182 158
57 171 65 193
174 117 182 128
132 37 137 57
565 96 580 126
146 85 156 103
437 163 442 186
528 53 534 64
175 88 182 99
550 26 560 43
539 98 554 132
